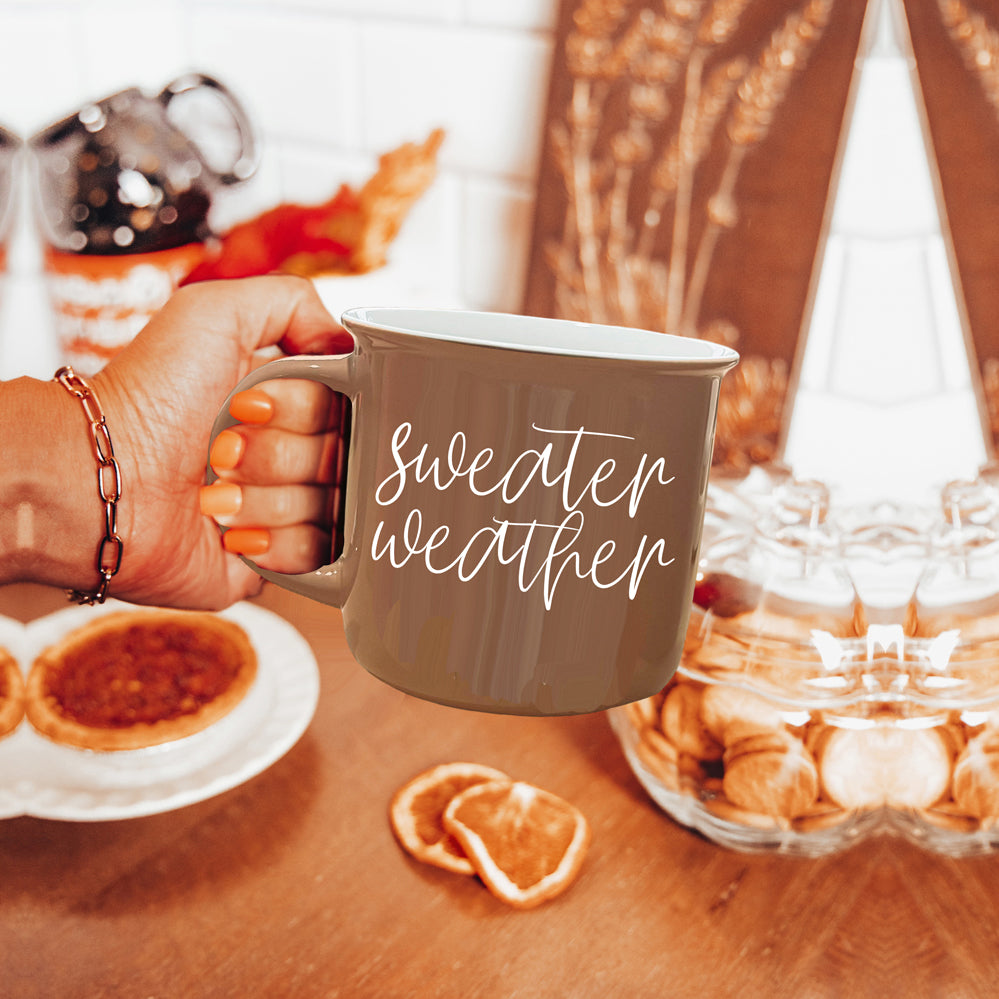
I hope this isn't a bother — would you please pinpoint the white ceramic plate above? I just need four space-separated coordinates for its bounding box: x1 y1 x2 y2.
0 600 319 821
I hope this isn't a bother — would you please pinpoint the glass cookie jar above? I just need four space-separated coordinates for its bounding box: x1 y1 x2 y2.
610 466 999 857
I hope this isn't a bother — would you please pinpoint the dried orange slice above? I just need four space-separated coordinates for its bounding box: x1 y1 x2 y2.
389 762 510 874
442 780 590 909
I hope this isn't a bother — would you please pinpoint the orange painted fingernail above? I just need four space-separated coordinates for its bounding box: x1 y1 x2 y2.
229 389 274 425
222 527 270 556
199 482 243 520
209 429 245 471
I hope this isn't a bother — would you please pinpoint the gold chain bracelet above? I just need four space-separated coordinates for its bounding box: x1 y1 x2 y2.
54 366 123 604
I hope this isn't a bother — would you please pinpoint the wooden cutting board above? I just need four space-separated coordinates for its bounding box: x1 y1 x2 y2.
523 0 869 473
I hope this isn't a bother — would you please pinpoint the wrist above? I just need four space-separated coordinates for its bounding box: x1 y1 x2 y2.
54 367 125 603
0 374 124 596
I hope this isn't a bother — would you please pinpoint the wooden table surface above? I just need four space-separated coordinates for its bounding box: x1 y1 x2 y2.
3 582 999 999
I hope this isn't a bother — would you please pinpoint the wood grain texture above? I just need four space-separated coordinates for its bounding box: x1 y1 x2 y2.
904 0 999 454
2 583 999 998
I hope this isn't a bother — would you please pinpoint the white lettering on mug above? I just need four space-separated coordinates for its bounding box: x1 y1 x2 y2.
370 422 676 608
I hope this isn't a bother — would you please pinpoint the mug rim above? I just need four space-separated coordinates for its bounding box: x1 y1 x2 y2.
341 306 740 368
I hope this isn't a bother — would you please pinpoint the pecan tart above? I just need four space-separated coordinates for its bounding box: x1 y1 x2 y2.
26 610 257 751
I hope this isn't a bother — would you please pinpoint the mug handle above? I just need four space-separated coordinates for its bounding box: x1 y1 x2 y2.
208 353 357 607
158 73 259 185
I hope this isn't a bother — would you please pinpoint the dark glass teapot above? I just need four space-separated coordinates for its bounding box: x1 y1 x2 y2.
29 72 257 255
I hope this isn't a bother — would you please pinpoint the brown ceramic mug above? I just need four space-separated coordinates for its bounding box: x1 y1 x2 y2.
210 307 738 715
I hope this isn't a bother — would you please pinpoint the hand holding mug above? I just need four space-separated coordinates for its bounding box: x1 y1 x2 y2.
201 376 349 573
92 275 351 609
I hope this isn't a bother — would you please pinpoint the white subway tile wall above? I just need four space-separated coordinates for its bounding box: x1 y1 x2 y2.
0 0 987 505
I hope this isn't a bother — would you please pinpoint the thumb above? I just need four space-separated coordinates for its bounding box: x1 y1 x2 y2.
224 274 354 356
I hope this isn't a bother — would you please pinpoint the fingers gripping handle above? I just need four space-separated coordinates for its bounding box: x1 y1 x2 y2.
208 353 356 607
